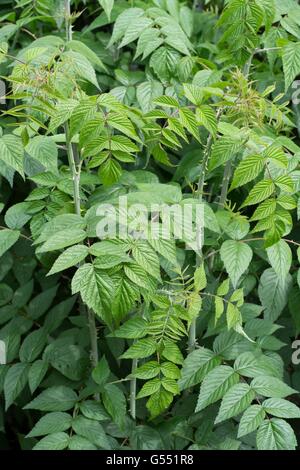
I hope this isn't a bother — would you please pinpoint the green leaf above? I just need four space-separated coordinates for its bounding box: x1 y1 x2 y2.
0 229 20 257
24 386 77 411
0 134 24 176
44 297 76 333
195 365 239 412
48 245 89 275
179 108 200 142
4 363 30 409
146 387 173 418
92 356 110 388
49 99 79 131
161 377 179 395
263 144 288 168
89 241 127 257
256 418 297 450
135 30 164 61
220 240 253 288
135 183 182 204
250 198 276 221
262 398 300 418
215 296 224 322
230 154 265 190
111 273 140 322
68 435 97 450
33 432 70 450
112 317 148 339
72 416 111 449
63 51 99 88
209 137 242 171
137 378 161 398
178 348 221 391
274 175 294 192
183 84 203 105
28 360 48 394
258 268 291 321
102 383 126 427
251 376 297 398
160 362 181 379
282 41 300 92
154 96 179 108
79 400 109 422
107 111 139 142
119 16 152 48
97 0 118 22
4 202 32 230
241 180 275 207
161 339 184 365
136 80 164 112
264 219 287 249
266 240 292 282
26 137 58 174
194 264 207 291
37 229 86 253
217 278 230 296
131 241 161 280
132 361 160 380
27 412 72 437
124 263 154 290
238 404 265 438
72 263 114 322
100 158 122 186
215 383 255 423
19 328 47 362
196 105 217 137
36 214 86 243
67 41 106 71
148 237 177 265
0 283 13 306
150 46 180 81
120 337 157 359
234 351 282 379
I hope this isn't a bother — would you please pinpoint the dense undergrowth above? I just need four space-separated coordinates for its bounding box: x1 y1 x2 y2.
0 0 300 450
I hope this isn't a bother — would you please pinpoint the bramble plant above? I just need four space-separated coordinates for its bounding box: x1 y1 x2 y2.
0 0 300 451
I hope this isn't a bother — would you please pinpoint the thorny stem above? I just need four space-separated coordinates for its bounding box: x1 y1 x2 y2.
130 304 144 418
64 0 99 388
130 358 138 420
188 108 223 353
64 0 72 42
243 48 281 78
219 160 232 208
217 50 252 209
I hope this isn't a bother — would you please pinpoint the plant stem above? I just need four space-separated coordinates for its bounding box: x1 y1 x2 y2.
219 160 232 208
64 124 81 215
64 0 72 42
87 308 99 369
64 0 99 385
188 108 223 353
196 133 214 202
130 358 138 420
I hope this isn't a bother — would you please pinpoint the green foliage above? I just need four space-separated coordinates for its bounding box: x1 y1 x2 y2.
0 0 299 453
